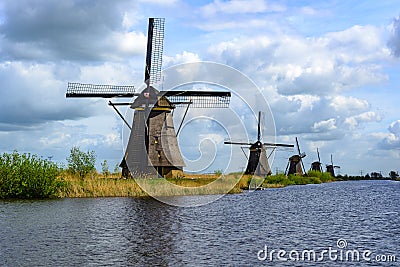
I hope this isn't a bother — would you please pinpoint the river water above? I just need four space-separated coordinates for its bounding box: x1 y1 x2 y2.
0 180 398 266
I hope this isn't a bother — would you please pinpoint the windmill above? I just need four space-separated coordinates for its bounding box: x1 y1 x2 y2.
285 137 306 175
326 154 340 177
66 18 231 177
310 148 322 172
224 111 294 176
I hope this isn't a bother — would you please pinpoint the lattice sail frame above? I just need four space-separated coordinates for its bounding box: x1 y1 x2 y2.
66 82 136 98
149 18 165 86
163 91 231 108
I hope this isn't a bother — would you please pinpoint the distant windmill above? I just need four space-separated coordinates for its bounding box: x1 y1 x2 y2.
224 111 294 176
285 137 306 175
66 18 231 177
310 148 322 172
326 154 340 177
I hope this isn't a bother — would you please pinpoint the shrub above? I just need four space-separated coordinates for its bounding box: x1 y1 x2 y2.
0 151 66 198
66 146 96 179
307 170 334 182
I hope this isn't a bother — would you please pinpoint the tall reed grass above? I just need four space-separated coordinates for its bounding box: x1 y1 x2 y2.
58 172 252 198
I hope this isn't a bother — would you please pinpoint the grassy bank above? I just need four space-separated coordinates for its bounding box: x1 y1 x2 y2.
58 172 254 198
0 150 336 199
57 171 335 198
262 171 335 188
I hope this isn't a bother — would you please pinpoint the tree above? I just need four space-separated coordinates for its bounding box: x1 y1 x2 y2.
101 160 110 177
389 171 399 179
370 172 383 179
113 163 120 174
66 146 96 179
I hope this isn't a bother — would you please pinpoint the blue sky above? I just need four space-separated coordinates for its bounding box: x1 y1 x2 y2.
0 0 399 176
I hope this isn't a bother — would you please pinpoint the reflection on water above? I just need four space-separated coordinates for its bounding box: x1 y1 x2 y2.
0 180 399 266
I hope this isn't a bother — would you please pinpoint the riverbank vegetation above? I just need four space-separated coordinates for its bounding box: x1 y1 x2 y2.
2 148 396 199
0 151 66 198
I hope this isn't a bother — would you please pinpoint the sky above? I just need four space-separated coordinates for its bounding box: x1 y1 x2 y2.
0 0 399 176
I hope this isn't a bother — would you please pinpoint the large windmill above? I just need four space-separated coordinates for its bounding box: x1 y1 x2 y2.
66 18 231 177
326 154 340 177
285 137 306 175
224 112 293 176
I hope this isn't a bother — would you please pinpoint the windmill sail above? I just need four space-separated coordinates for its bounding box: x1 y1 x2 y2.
145 18 165 86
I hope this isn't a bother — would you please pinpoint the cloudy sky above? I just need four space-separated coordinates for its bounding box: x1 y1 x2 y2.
1 0 399 176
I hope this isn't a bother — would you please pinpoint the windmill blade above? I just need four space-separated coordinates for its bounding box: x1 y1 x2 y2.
263 143 294 148
164 91 231 108
317 148 321 163
66 83 137 98
224 141 252 146
145 18 165 86
295 137 301 155
295 137 307 174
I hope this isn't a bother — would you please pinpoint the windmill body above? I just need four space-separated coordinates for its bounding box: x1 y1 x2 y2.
326 154 340 177
123 86 185 176
285 137 306 175
66 18 231 177
288 155 304 175
246 141 271 176
310 148 322 172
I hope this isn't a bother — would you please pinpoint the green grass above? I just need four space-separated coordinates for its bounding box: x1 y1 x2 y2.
262 171 335 188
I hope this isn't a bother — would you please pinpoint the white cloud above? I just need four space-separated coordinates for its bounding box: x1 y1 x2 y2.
163 51 201 67
207 25 388 96
138 0 178 5
329 96 369 115
344 111 383 130
201 0 285 17
312 118 337 132
376 120 400 150
388 15 400 57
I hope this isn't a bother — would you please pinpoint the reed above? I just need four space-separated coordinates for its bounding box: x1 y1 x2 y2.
58 172 251 198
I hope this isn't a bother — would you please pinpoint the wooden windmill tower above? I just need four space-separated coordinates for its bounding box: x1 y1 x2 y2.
310 148 323 172
326 154 340 177
66 18 231 177
285 137 306 175
224 111 293 176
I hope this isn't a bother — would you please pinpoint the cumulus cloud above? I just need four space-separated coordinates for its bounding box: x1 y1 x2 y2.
163 51 201 67
0 0 146 62
344 111 383 130
378 120 400 150
388 15 400 57
0 62 103 130
207 25 388 96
